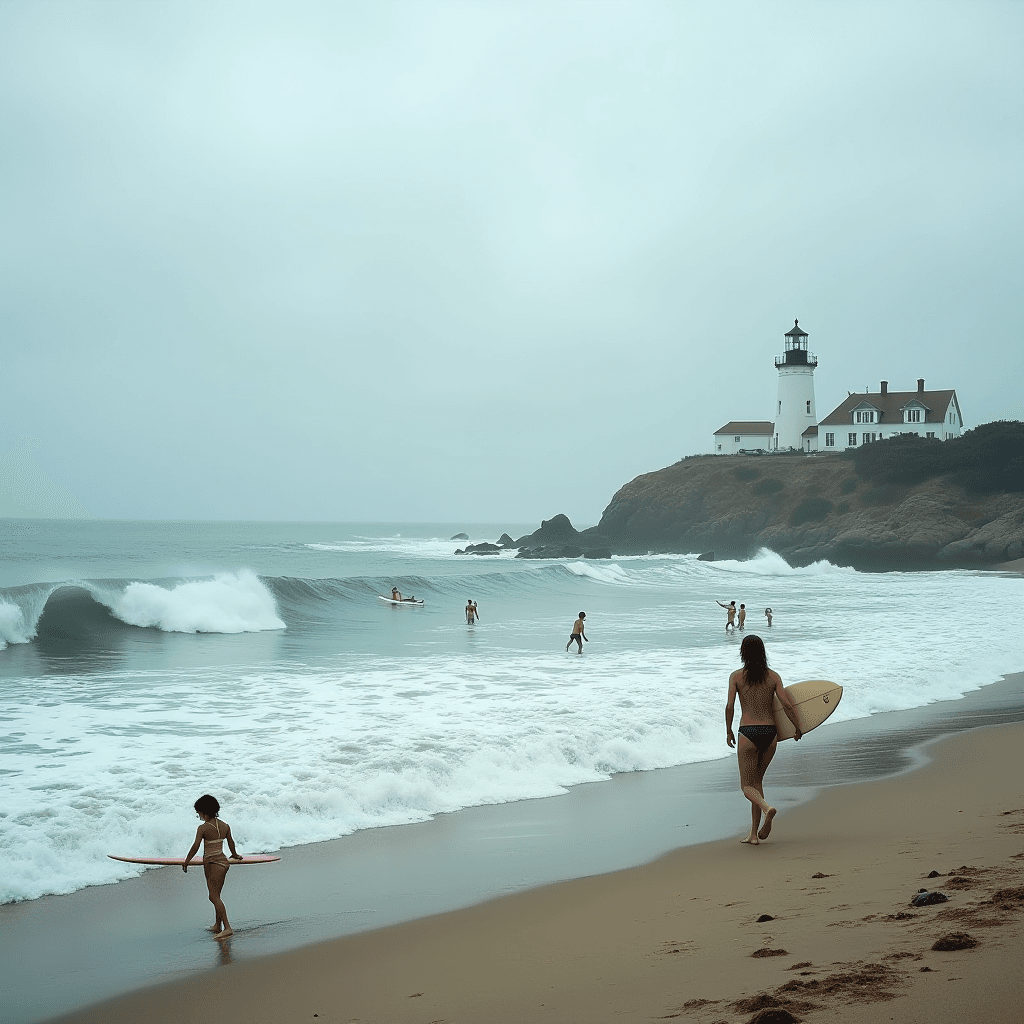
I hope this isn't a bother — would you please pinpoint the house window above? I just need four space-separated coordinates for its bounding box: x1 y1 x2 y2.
848 432 857 446
862 432 876 444
855 410 875 423
778 401 781 414
906 408 921 423
806 400 811 414
717 444 722 451
926 432 935 439
825 432 835 447
734 436 741 443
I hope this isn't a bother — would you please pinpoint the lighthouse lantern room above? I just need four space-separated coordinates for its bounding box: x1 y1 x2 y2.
774 319 818 450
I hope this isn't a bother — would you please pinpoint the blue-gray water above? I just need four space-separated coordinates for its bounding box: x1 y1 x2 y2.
2 518 1023 910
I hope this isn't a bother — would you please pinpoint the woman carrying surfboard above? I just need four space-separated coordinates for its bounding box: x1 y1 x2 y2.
725 636 802 846
183 794 243 939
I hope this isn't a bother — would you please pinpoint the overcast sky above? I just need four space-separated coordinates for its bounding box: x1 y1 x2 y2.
1 1 1021 524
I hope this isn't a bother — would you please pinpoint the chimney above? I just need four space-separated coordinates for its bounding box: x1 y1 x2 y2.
881 380 888 395
917 378 925 393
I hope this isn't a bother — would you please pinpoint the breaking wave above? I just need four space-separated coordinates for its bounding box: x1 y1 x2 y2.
0 571 284 649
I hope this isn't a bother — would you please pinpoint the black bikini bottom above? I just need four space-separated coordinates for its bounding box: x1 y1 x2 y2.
738 725 777 752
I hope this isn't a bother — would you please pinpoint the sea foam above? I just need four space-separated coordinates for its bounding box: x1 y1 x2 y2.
103 571 285 633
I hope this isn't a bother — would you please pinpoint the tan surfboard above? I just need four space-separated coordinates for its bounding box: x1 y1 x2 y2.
773 679 843 740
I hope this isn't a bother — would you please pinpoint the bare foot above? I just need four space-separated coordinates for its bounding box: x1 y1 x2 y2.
758 806 777 840
741 832 760 845
214 927 233 939
207 925 220 933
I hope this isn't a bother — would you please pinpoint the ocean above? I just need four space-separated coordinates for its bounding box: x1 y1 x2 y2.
2 518 1022 907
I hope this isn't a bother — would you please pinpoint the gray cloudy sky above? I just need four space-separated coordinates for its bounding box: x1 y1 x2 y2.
2 1 1021 524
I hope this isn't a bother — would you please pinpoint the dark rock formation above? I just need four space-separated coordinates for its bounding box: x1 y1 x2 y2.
455 542 501 555
496 533 516 548
450 533 469 541
511 424 1024 570
587 446 1024 570
514 514 582 548
697 551 715 561
516 544 585 560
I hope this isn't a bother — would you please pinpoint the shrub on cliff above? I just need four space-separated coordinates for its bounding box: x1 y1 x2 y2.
789 497 834 526
843 421 1024 494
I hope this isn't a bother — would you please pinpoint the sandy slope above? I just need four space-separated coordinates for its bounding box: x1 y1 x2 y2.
50 721 1024 1024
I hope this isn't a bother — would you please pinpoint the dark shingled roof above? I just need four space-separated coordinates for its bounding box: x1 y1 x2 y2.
785 319 808 338
802 425 819 436
818 389 959 427
713 421 775 435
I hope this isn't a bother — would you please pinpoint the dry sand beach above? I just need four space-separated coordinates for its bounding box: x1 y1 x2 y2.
51 718 1024 1024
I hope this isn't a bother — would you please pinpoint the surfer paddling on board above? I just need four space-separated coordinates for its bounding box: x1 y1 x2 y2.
725 636 802 845
716 600 737 632
566 612 588 653
183 794 243 939
392 587 402 601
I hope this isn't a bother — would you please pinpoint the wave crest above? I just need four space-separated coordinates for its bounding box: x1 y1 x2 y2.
710 548 854 576
107 571 285 634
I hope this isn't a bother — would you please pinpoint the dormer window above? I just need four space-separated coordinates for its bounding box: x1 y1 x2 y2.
906 408 922 423
855 410 875 423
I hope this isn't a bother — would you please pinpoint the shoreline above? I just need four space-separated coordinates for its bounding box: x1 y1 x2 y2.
4 670 1018 1023
47 704 1024 1023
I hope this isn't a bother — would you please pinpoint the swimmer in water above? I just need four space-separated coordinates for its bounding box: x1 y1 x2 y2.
716 600 737 632
566 611 587 653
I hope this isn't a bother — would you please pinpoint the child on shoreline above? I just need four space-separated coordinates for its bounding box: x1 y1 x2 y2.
183 794 243 939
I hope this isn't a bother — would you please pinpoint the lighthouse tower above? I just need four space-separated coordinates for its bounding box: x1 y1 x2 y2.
774 320 817 451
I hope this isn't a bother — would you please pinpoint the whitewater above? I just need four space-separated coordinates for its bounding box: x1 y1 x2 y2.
1 519 1021 905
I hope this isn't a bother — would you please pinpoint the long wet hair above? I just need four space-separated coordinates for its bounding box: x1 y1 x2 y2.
194 794 220 819
740 634 770 685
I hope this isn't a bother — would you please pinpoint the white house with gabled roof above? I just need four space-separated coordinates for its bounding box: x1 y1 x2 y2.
813 379 964 451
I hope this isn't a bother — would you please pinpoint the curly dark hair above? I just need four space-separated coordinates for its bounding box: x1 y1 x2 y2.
194 794 220 819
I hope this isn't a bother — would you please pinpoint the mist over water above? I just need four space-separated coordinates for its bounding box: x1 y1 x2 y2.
1 520 1021 904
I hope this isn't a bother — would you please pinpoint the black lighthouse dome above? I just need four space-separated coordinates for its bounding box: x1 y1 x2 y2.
775 319 817 368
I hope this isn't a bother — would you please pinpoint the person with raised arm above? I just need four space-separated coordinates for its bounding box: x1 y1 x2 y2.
716 600 737 632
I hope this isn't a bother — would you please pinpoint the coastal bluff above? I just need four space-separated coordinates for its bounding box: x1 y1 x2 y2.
535 425 1024 570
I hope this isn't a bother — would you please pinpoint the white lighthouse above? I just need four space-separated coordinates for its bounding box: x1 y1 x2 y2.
774 320 817 451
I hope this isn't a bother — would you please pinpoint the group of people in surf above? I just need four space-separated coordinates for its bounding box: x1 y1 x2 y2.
716 599 773 632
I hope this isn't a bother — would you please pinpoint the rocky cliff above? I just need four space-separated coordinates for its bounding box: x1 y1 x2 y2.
518 425 1024 570
584 452 1024 568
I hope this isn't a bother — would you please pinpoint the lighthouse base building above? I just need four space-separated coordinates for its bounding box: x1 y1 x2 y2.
711 321 964 453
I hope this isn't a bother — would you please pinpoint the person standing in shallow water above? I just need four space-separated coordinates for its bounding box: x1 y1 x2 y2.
716 600 737 632
737 604 747 630
183 794 243 938
466 599 480 624
566 611 587 653
725 635 802 845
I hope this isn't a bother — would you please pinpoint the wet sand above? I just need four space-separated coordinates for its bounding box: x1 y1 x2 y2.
11 673 1023 1024
48 717 1024 1024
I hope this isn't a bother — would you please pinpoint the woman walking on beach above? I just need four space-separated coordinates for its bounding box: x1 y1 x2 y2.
183 794 243 938
725 636 802 844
